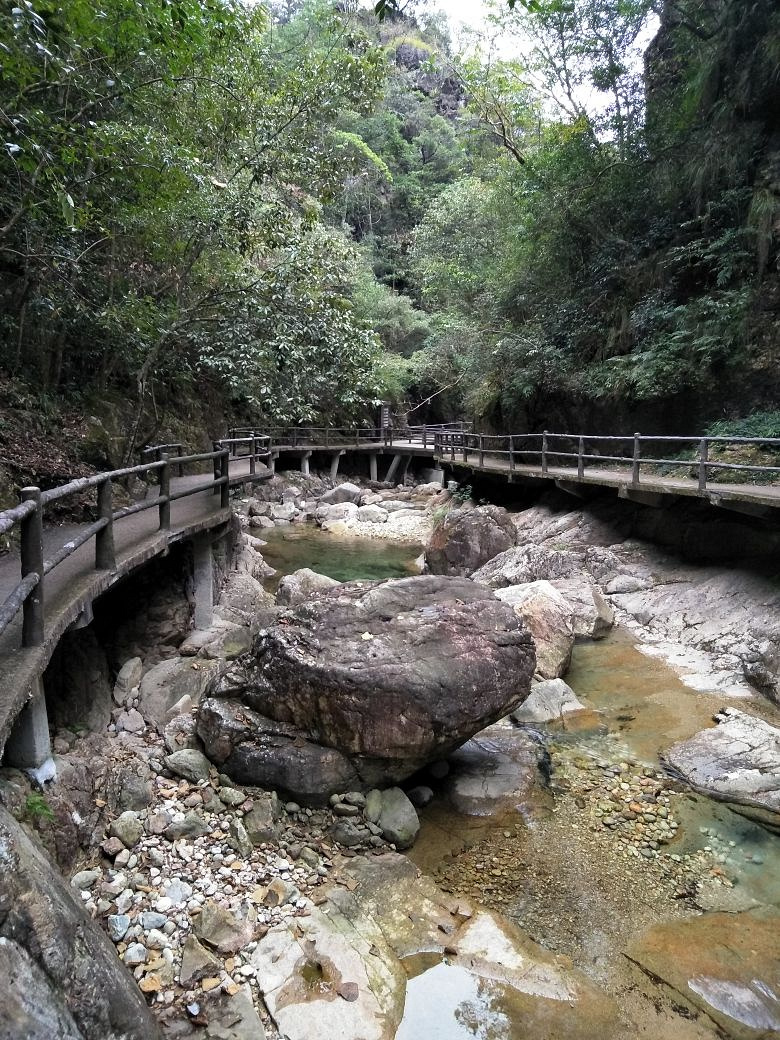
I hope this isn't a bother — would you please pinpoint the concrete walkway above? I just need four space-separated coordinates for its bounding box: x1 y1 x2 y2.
0 458 261 751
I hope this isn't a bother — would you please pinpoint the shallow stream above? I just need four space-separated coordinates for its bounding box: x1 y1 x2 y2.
257 524 780 1038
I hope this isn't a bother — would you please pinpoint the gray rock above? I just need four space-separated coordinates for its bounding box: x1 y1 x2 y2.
107 914 130 942
164 811 209 841
662 708 780 831
179 934 221 985
378 787 419 849
139 912 168 930
137 657 218 731
70 869 101 890
194 900 254 954
406 785 434 808
0 937 83 1040
123 942 147 966
109 811 143 849
164 748 212 783
364 789 382 824
494 581 574 679
270 502 297 522
115 708 145 734
330 820 370 847
200 984 267 1040
163 712 199 754
426 504 516 576
244 794 281 845
276 568 340 607
356 504 388 524
471 543 585 589
320 482 362 505
113 657 143 706
511 678 586 724
315 501 359 523
228 819 253 857
549 577 614 640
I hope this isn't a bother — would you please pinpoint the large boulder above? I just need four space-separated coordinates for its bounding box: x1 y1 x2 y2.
425 505 516 576
662 708 780 832
494 581 575 679
199 576 535 799
137 656 219 731
549 577 613 639
0 805 161 1040
276 568 340 607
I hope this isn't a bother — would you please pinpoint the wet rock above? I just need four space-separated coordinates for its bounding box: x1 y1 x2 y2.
494 581 574 679
511 678 586 725
626 908 780 1039
276 568 341 607
109 810 143 849
378 788 419 849
164 748 212 784
662 708 780 831
425 504 516 576
200 576 534 797
444 723 551 819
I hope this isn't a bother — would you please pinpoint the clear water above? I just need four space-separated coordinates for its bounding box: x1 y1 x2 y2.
258 525 422 592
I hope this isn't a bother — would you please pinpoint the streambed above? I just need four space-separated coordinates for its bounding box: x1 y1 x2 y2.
258 523 780 1038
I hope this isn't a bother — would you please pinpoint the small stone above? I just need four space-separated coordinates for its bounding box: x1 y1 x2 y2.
339 981 359 1002
219 788 246 807
139 974 162 994
71 869 101 890
179 935 221 985
101 836 125 858
110 811 144 849
285 802 301 814
140 911 168 930
164 811 209 842
165 749 212 784
201 977 222 992
124 943 148 967
107 914 131 942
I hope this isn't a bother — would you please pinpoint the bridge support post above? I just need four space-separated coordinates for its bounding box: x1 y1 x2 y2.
193 534 214 630
369 454 378 482
385 454 404 484
5 678 51 772
329 451 345 480
300 451 312 477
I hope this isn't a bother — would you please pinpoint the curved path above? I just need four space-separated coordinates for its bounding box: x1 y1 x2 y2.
0 458 260 753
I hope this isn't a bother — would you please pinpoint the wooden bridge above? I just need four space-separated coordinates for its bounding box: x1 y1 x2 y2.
0 421 777 771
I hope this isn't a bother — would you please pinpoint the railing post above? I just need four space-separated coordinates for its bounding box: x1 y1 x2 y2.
698 437 709 491
462 435 467 462
509 436 515 473
291 427 298 448
479 435 484 467
177 443 184 478
542 431 549 475
423 426 428 450
220 449 230 509
212 440 221 493
325 426 330 448
250 436 257 476
95 477 115 571
159 454 171 530
356 429 360 449
632 433 641 488
20 487 44 647
578 436 585 479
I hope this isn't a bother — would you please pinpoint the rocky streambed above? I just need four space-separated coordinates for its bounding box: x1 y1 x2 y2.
2 470 780 1040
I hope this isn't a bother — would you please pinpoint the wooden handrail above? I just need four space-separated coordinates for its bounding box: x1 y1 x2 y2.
0 440 273 647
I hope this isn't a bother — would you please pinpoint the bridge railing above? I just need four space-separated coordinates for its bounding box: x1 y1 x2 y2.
433 431 780 489
228 422 472 451
0 445 244 650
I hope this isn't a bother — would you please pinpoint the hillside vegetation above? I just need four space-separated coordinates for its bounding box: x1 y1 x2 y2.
0 0 777 472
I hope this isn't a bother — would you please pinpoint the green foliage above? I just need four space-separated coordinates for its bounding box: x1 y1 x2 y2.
706 412 780 441
25 792 54 822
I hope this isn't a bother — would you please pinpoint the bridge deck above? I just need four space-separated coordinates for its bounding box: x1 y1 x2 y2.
0 458 260 749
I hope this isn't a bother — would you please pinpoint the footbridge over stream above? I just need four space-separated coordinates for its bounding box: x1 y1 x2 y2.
0 422 777 771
